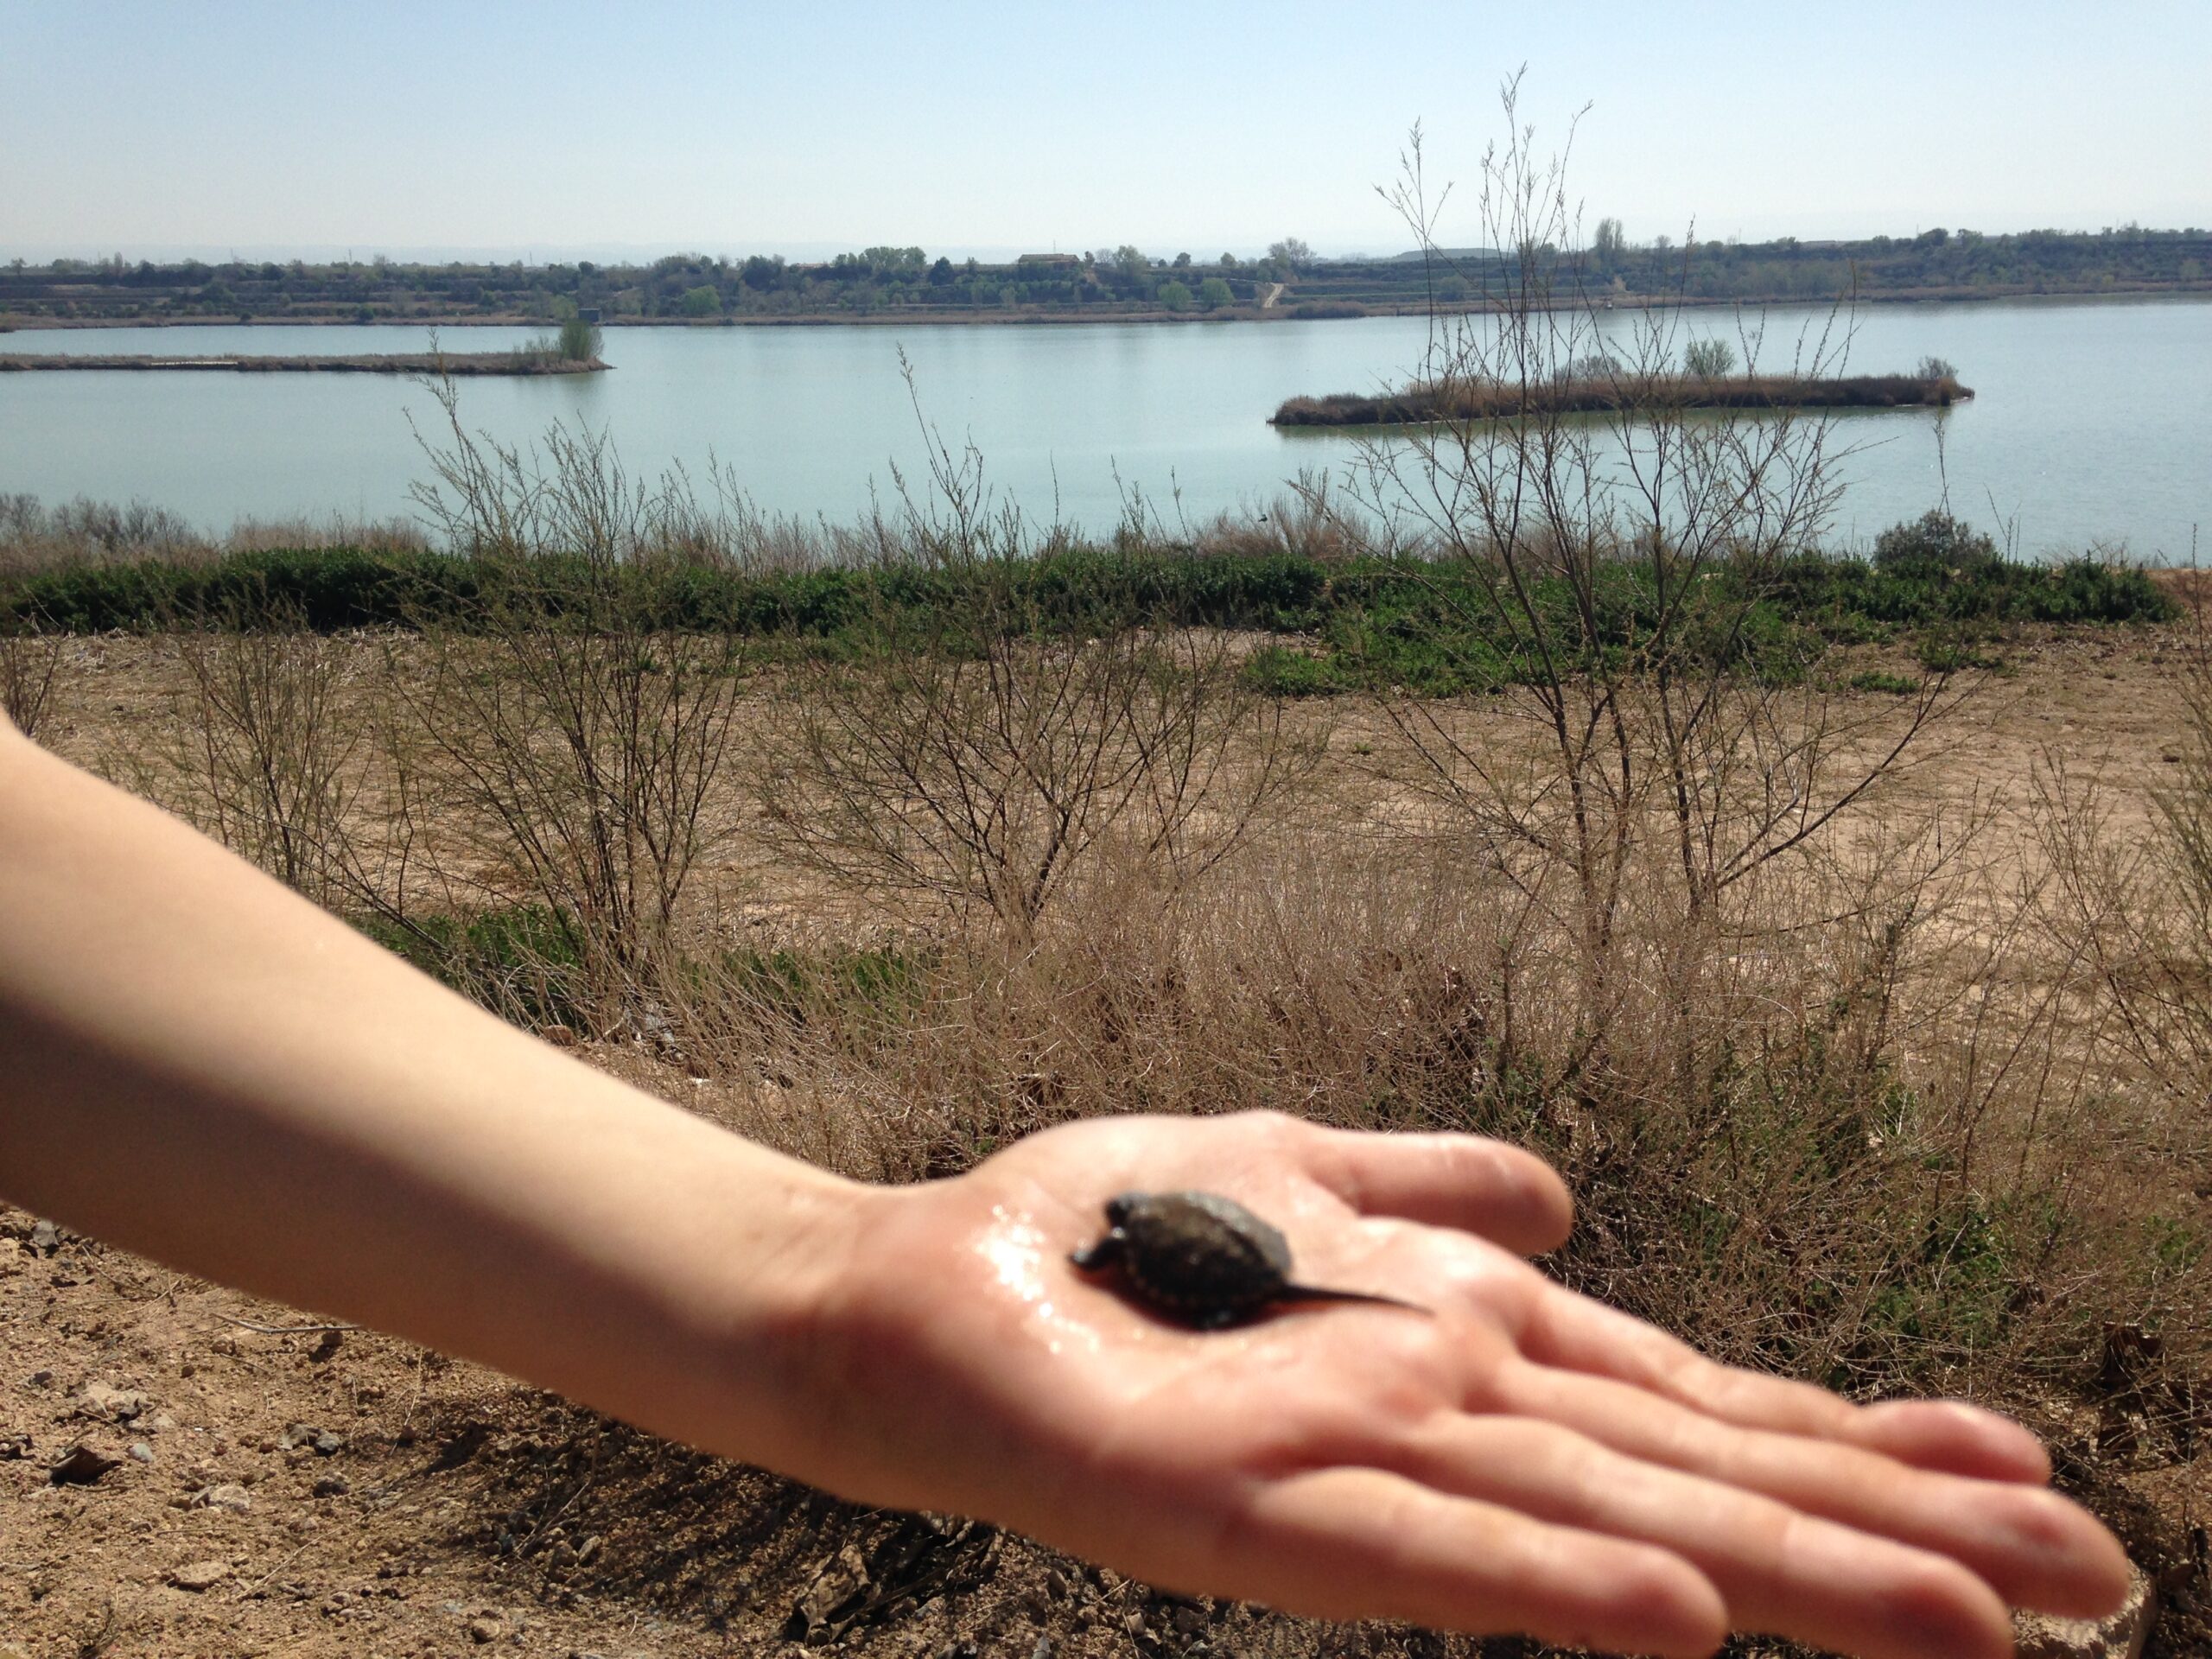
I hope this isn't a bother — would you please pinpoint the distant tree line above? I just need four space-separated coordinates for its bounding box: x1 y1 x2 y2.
1295 223 2212 309
0 244 1313 326
2 224 2203 327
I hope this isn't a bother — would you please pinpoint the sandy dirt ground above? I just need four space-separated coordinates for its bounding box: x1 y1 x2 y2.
4 622 2208 1659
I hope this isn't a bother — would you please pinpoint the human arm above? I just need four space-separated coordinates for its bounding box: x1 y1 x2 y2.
0 715 2129 1659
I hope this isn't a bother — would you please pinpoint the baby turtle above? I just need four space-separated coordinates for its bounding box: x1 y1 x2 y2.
1070 1190 1427 1329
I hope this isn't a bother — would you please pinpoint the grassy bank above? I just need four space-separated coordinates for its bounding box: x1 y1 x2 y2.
1271 372 1972 427
1 532 2171 691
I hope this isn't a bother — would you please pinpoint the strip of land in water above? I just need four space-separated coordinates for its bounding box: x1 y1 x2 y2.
1271 372 1971 427
0 351 606 375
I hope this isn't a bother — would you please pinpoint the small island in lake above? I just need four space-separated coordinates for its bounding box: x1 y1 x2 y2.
0 350 607 376
1271 371 1971 427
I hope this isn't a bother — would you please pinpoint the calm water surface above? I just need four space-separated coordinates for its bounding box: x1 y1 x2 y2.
3 300 2206 556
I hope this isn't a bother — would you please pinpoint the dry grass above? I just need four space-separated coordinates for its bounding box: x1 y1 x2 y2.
41 619 2210 1395
0 489 430 577
21 589 2212 1655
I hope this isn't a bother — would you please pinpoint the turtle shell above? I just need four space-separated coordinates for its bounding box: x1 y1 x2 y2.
1098 1191 1295 1320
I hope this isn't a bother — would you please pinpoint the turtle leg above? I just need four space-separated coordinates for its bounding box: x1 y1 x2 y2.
1191 1305 1250 1332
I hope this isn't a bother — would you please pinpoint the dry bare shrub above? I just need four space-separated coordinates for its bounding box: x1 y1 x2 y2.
2143 609 2212 1078
220 511 430 555
0 492 211 575
1321 80 1965 1094
396 386 755 1021
2019 605 2212 1413
0 492 435 578
407 372 838 578
166 605 367 906
760 624 1303 947
1175 471 1374 563
709 779 2126 1400
756 395 1314 950
0 614 63 739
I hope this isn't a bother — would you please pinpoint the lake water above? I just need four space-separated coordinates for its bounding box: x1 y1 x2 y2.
3 299 2207 558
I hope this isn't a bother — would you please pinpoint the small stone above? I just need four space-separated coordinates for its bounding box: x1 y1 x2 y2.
168 1559 231 1592
73 1382 149 1423
48 1444 120 1485
467 1617 503 1644
313 1475 350 1498
2013 1567 2155 1659
313 1430 345 1456
29 1219 59 1254
24 1370 53 1389
143 1411 177 1433
196 1482 252 1512
0 1432 30 1459
128 1442 154 1464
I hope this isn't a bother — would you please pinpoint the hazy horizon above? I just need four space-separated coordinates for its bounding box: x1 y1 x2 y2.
10 219 2210 271
6 1 2209 264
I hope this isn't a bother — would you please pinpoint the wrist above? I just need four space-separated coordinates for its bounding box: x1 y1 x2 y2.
609 1140 886 1471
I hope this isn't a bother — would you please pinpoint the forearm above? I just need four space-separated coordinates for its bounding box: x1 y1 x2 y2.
0 718 866 1465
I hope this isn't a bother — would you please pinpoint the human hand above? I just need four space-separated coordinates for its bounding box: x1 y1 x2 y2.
795 1111 2128 1659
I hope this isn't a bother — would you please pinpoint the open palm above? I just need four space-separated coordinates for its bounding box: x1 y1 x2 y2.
802 1111 2126 1659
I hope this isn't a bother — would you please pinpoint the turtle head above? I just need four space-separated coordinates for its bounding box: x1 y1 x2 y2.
1103 1192 1150 1227
1071 1192 1147 1272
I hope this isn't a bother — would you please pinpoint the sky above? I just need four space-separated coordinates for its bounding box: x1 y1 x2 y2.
5 1 2209 263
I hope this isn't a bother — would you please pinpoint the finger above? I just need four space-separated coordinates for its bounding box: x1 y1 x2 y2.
1220 1465 1725 1656
1401 1414 2015 1659
1521 1286 2053 1481
1483 1359 2132 1619
1295 1123 1573 1254
1854 1398 2053 1483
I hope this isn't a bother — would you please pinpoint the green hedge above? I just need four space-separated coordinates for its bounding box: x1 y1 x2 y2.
2 540 2173 698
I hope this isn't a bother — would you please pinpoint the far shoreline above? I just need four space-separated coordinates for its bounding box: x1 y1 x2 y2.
4 283 2210 336
0 350 607 376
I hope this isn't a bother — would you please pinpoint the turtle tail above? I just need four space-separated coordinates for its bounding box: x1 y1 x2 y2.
1276 1283 1431 1316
